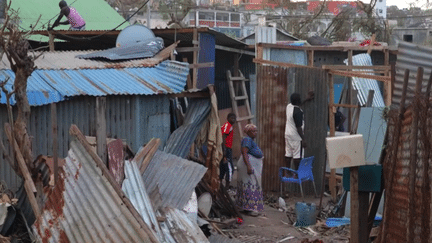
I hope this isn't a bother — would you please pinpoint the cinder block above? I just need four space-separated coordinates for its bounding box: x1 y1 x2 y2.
326 134 365 169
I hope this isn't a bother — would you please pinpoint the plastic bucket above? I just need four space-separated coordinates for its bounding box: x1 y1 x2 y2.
295 202 317 227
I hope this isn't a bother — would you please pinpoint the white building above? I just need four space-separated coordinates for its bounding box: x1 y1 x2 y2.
375 0 386 19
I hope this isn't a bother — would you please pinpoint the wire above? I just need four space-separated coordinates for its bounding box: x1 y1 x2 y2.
49 0 150 41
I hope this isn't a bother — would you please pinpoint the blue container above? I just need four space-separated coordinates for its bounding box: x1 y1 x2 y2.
295 202 317 227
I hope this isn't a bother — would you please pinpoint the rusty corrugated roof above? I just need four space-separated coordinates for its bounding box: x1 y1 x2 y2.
32 126 159 243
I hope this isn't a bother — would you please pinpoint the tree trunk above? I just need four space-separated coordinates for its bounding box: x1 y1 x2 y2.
14 67 33 170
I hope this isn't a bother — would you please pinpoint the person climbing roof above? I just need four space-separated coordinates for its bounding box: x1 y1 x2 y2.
49 1 86 31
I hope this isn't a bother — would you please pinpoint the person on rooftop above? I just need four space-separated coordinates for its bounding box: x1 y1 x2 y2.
49 1 86 31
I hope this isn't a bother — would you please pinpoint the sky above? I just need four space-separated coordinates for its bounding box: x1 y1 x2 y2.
387 0 429 9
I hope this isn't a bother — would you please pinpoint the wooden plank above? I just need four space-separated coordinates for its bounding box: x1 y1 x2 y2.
367 191 383 238
237 115 255 122
384 49 391 105
51 103 59 185
332 104 359 108
4 124 40 218
366 89 375 107
182 57 192 90
139 138 160 175
193 28 199 90
328 72 337 201
254 58 318 69
329 70 391 82
133 138 158 168
322 65 390 70
96 97 107 166
308 50 314 67
256 42 389 51
234 53 239 76
69 125 160 243
256 44 263 60
48 33 55 51
189 62 214 69
215 44 255 56
176 47 200 53
367 34 376 55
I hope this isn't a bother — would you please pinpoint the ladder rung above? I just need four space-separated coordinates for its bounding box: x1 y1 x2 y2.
237 115 254 122
234 96 248 101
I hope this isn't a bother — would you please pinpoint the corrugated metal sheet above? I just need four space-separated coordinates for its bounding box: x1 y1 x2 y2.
142 150 207 209
0 95 171 190
32 134 159 243
0 43 178 70
122 160 165 242
270 48 307 65
394 41 432 107
164 98 211 158
161 207 209 243
0 60 189 106
256 65 328 193
77 38 164 60
256 27 276 61
346 53 385 107
0 70 63 106
378 94 432 242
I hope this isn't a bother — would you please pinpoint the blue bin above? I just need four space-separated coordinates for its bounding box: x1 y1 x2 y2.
295 202 316 227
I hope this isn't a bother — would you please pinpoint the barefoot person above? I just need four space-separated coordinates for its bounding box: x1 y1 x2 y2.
236 124 264 216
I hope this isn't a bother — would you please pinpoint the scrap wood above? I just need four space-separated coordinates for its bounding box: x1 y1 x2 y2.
4 123 40 218
198 209 226 236
132 138 160 174
277 236 295 242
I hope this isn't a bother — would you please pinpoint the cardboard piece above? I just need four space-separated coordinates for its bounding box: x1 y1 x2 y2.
326 134 366 169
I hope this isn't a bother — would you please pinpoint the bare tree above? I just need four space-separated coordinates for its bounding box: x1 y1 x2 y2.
158 0 196 27
0 0 41 171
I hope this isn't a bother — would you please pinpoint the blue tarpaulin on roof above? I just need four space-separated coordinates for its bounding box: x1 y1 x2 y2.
0 60 189 106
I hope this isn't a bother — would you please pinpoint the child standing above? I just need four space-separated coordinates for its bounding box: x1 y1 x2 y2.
220 113 236 190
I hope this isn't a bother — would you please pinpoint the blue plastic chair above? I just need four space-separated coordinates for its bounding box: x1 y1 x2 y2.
279 156 318 199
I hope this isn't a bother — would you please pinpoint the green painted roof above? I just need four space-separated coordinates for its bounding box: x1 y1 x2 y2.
11 0 129 32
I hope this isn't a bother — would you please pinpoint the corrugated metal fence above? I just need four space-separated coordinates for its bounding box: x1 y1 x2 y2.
257 64 328 193
0 95 171 191
394 41 432 106
378 95 432 243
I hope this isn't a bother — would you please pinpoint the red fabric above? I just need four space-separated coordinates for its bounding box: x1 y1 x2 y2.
221 122 234 148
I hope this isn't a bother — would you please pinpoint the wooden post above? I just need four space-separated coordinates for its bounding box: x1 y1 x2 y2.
183 57 192 90
96 97 107 166
350 166 369 243
367 34 376 56
192 28 199 90
328 72 337 201
233 53 239 77
308 50 314 67
384 49 391 106
48 33 55 51
391 63 396 100
347 50 353 133
51 103 58 185
4 124 41 218
407 67 423 242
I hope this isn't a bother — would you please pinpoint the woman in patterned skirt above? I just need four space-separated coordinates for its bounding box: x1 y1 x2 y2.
236 124 264 216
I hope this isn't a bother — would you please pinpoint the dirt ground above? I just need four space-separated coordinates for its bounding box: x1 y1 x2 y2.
219 162 350 243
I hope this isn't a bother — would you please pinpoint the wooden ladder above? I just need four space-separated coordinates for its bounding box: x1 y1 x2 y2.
226 70 254 138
